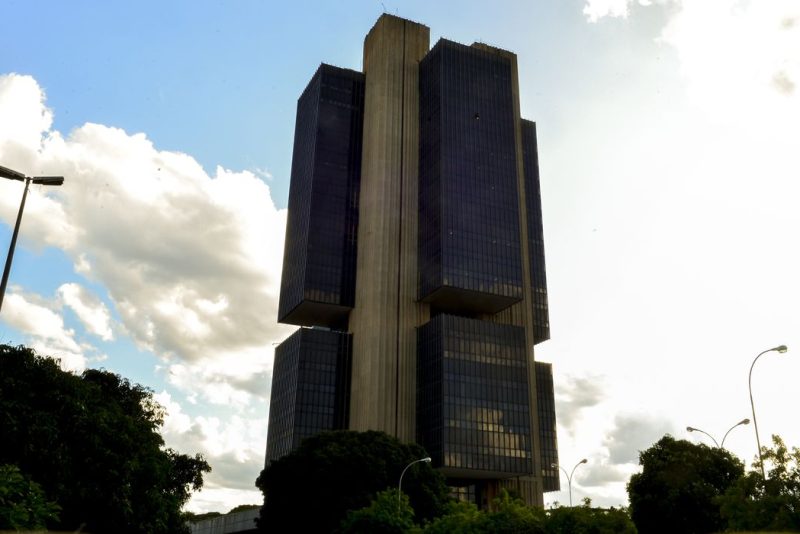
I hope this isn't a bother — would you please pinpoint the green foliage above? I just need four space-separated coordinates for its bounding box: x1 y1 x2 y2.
255 430 450 533
423 490 546 534
422 500 485 534
0 344 210 533
627 434 744 534
0 464 60 530
338 488 416 534
483 489 546 534
184 510 223 522
227 503 261 514
718 435 800 531
545 502 636 534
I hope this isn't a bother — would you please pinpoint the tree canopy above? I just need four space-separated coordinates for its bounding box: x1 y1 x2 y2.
0 344 210 533
255 430 450 533
627 434 744 534
718 434 800 531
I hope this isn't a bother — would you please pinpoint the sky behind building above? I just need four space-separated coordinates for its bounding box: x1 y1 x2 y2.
1 0 799 512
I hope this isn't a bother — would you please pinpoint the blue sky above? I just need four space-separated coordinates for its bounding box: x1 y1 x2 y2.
2 0 799 512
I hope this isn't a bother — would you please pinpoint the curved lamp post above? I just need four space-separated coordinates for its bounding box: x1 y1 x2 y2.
398 456 431 511
721 418 750 449
686 418 750 449
749 345 788 480
0 165 64 313
552 458 587 506
686 426 719 447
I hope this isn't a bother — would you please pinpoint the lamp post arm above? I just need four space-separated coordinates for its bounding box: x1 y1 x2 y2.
720 419 749 449
398 458 430 511
690 427 720 448
0 177 31 313
749 349 770 481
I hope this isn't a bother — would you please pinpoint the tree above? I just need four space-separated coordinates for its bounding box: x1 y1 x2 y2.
545 501 636 534
718 434 800 531
0 464 60 530
422 500 485 534
627 434 744 534
482 489 546 534
338 488 416 534
255 430 450 533
0 344 210 533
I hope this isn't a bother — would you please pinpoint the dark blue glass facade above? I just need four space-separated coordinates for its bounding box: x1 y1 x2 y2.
418 40 524 314
521 120 550 344
278 64 364 328
417 314 533 476
265 328 352 463
535 362 559 492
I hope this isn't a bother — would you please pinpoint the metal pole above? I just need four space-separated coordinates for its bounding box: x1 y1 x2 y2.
720 419 749 449
0 177 31 313
749 346 787 481
397 457 430 512
553 459 587 506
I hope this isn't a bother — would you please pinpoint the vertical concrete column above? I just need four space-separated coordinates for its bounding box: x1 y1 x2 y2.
348 15 429 437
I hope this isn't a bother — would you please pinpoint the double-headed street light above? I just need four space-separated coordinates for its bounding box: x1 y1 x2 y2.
552 458 587 507
0 165 64 313
686 418 750 449
749 345 788 481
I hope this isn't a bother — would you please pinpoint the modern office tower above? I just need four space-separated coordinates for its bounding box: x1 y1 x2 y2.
267 14 558 507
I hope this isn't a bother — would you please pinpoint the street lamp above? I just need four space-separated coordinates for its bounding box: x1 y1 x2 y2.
552 458 587 506
398 456 431 512
0 165 64 313
721 418 750 449
686 419 750 449
749 345 788 481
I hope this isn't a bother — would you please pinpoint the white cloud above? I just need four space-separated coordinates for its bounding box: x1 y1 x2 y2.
0 73 294 404
1 289 86 372
583 0 658 22
58 283 114 341
555 374 607 432
603 412 676 465
154 391 266 513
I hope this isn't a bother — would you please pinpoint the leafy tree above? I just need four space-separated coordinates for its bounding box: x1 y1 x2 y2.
0 344 210 533
227 503 261 514
545 501 636 534
627 434 744 534
0 464 60 530
482 489 546 534
338 488 416 534
718 434 800 531
422 500 485 534
255 430 450 533
424 489 546 533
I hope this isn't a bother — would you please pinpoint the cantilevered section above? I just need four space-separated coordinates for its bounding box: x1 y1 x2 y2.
418 40 524 315
265 328 351 463
278 64 365 329
417 314 533 478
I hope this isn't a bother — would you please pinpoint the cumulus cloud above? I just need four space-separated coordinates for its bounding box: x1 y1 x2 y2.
583 0 658 22
58 283 114 341
1 289 87 371
154 391 266 512
555 374 606 431
577 462 630 486
603 412 676 465
0 73 294 405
